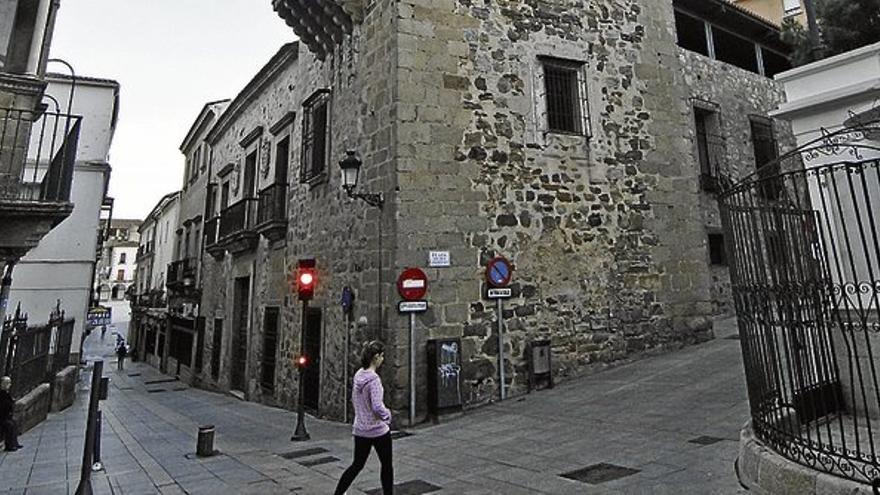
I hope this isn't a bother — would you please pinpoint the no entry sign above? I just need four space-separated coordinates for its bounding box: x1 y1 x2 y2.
486 256 513 287
397 268 428 301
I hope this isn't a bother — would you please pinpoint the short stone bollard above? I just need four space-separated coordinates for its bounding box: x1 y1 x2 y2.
196 425 215 457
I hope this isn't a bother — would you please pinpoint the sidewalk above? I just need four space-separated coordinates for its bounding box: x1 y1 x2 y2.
0 317 749 494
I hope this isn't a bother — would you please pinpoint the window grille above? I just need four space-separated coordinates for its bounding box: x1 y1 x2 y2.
541 58 586 134
750 117 781 200
301 89 331 184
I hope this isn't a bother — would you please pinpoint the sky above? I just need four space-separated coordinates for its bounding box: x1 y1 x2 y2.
50 1 295 219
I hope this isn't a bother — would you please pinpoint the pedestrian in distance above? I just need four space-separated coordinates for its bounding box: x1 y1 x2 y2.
116 339 128 371
334 340 394 495
100 325 107 339
0 376 23 452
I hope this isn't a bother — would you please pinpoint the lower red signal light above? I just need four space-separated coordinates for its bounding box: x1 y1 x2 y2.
296 356 308 368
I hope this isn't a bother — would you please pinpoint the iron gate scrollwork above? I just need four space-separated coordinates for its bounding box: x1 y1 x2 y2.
720 119 880 484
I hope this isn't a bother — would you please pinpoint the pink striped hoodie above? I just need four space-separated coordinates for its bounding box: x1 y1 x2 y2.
351 368 391 438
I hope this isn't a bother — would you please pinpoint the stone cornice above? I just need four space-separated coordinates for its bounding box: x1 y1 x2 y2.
272 0 353 60
269 111 297 135
206 43 299 146
0 73 47 100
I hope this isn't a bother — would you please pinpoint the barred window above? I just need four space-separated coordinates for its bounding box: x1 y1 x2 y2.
750 116 781 200
301 89 331 184
541 57 587 135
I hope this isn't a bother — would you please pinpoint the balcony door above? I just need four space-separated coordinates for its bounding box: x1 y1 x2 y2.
243 150 257 199
231 277 249 393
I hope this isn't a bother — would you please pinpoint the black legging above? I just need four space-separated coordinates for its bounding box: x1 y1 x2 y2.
334 432 393 494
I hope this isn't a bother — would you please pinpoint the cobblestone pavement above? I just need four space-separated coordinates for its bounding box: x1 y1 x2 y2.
0 317 748 494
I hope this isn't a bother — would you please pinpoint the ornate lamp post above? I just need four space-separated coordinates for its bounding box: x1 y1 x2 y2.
338 151 385 336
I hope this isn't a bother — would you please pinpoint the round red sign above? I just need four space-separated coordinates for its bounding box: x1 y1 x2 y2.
397 268 428 301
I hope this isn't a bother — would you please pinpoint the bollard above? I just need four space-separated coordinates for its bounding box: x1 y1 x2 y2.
196 425 215 457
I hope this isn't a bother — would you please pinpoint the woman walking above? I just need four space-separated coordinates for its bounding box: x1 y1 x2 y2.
334 341 394 494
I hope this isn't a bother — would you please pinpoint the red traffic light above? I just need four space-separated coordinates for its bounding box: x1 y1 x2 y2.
296 355 309 368
296 259 316 301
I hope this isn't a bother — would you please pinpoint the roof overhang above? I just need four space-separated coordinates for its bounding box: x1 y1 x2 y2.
675 0 790 55
272 0 354 60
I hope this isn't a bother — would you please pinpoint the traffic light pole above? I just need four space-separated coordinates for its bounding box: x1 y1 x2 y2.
291 298 310 441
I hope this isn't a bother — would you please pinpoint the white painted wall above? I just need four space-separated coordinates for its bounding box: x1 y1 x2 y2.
8 75 118 357
151 199 179 290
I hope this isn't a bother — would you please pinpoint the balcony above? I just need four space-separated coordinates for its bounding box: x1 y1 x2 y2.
166 257 197 294
204 215 223 259
131 290 166 310
217 198 258 254
256 182 288 242
0 107 80 259
136 241 155 261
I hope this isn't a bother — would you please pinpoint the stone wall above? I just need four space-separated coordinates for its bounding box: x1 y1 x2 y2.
50 365 77 412
387 0 715 411
678 48 794 315
13 383 50 434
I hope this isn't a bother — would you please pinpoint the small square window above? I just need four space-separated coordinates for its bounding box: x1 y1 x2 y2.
708 233 727 266
541 57 587 135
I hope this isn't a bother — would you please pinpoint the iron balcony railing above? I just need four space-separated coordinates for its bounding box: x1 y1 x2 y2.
204 216 219 247
218 198 258 240
167 258 197 287
719 121 880 485
257 182 288 226
136 241 155 259
0 107 81 203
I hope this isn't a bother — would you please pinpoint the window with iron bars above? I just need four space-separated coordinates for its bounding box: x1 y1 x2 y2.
540 57 588 135
300 89 331 184
750 116 781 200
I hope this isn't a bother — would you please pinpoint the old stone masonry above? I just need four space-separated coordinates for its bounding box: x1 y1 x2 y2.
131 0 793 423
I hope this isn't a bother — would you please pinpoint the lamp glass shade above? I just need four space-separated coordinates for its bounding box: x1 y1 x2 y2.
339 151 361 189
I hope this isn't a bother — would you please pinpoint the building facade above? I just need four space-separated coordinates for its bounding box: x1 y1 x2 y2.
8 73 119 359
139 0 797 423
95 218 140 302
734 0 808 25
0 0 71 324
130 191 179 368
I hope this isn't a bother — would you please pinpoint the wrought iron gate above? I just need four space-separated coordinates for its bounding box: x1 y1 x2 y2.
720 120 880 484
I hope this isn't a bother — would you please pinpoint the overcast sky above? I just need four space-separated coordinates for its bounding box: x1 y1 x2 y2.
50 1 295 219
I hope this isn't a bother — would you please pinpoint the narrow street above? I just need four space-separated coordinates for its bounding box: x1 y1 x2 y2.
0 316 748 494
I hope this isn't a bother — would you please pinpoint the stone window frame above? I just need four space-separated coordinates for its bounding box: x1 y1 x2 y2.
300 88 332 187
534 55 592 139
269 111 296 188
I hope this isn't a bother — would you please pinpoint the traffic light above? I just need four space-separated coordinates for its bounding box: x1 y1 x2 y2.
296 355 309 369
296 258 316 301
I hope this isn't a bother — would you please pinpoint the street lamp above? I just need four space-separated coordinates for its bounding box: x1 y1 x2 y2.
338 150 384 340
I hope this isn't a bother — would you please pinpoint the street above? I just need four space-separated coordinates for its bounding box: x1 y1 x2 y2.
0 316 747 494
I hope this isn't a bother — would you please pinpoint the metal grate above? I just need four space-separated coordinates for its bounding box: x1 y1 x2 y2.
278 447 329 460
688 435 726 445
543 59 582 134
298 456 339 467
364 480 441 495
560 463 640 484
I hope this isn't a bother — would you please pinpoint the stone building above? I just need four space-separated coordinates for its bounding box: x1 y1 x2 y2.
95 218 140 302
150 0 796 423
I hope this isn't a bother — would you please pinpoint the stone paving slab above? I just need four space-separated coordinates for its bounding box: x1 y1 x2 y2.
0 316 751 494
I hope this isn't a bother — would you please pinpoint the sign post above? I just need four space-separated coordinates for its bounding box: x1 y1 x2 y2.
486 257 513 401
397 268 428 426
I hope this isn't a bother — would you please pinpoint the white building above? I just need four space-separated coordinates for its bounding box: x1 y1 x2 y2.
8 73 120 359
135 192 180 298
95 218 140 301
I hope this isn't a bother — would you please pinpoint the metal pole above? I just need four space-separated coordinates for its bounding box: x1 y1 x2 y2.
75 360 103 495
0 261 15 327
91 409 103 471
802 0 825 60
291 300 310 441
409 312 415 426
497 298 505 400
343 313 350 424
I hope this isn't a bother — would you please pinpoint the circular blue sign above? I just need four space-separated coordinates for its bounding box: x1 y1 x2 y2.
487 257 513 287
